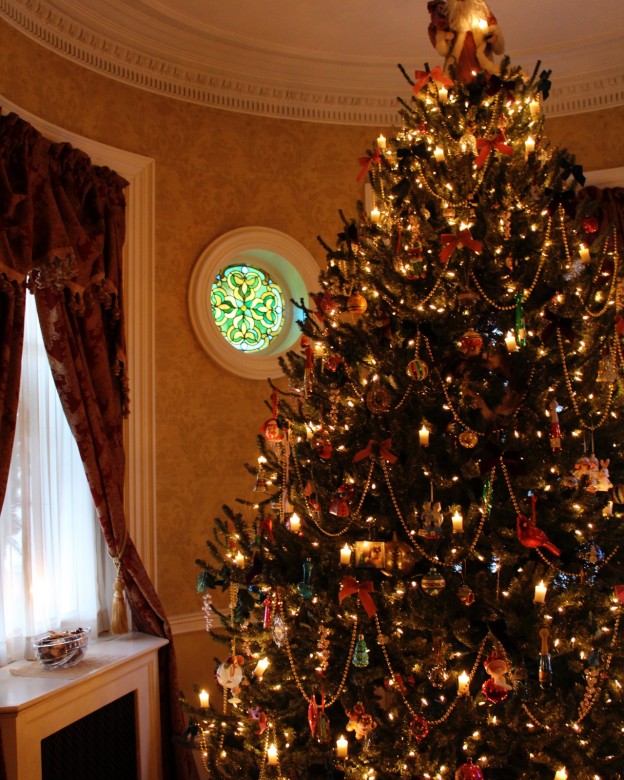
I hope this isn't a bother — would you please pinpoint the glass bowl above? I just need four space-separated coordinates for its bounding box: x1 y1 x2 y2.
32 627 90 669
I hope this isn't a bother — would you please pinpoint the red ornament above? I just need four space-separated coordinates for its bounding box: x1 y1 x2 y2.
455 758 484 780
481 677 509 704
583 215 599 234
460 329 484 356
407 358 429 381
261 388 284 442
409 714 429 742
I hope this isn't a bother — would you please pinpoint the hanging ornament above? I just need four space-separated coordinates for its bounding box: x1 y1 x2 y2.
316 626 330 673
263 597 273 629
516 495 561 556
481 651 512 703
459 430 479 449
261 388 284 442
421 568 446 596
515 293 527 347
419 501 444 539
406 357 429 381
459 330 484 356
216 655 244 690
428 639 449 688
578 540 604 579
366 384 393 414
459 128 477 155
583 215 600 234
458 583 475 606
538 627 552 690
347 292 368 316
593 458 613 492
597 354 617 383
297 558 314 600
455 758 484 780
612 484 624 504
408 714 429 742
382 533 417 575
549 398 562 453
316 431 333 460
272 614 288 647
345 702 377 740
201 592 213 632
329 483 353 517
352 635 370 668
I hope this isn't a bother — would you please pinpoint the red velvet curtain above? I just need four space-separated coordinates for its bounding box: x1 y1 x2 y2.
0 112 196 780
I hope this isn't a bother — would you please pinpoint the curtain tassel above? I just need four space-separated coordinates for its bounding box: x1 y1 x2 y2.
111 532 129 634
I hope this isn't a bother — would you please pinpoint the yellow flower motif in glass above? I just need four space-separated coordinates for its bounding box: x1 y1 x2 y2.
211 265 285 352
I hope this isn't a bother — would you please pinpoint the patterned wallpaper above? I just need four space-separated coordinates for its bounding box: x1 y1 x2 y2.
0 17 622 623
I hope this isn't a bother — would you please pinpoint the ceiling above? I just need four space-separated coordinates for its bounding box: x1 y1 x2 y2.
3 0 624 124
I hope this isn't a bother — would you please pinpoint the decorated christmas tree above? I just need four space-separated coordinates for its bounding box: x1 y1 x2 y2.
183 3 624 778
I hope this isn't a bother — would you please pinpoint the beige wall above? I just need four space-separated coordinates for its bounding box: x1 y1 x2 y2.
1 17 622 696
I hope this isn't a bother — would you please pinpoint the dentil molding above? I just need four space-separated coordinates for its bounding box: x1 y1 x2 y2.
0 0 623 125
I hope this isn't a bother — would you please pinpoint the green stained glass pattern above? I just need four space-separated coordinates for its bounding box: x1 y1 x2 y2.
211 265 285 352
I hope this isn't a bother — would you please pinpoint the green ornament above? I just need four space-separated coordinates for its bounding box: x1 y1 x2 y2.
352 634 370 668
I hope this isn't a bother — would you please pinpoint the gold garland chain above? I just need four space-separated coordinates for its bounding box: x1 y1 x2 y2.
279 592 359 708
556 325 616 431
469 214 552 311
574 611 621 726
291 448 353 538
582 228 619 319
380 459 494 568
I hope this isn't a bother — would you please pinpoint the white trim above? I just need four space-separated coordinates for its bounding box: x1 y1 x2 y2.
188 227 320 381
168 612 205 636
0 96 157 584
584 167 624 188
1 0 622 124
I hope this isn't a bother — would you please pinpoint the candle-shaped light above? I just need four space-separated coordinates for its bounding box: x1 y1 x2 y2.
370 206 381 224
434 146 445 162
458 670 470 695
505 330 518 353
554 769 568 780
438 86 448 103
340 543 352 566
525 136 535 157
289 513 301 533
377 133 387 150
198 689 210 708
451 509 463 533
234 551 245 567
529 99 540 117
579 243 590 264
336 735 349 758
253 656 270 680
419 425 430 447
534 580 547 604
267 743 278 765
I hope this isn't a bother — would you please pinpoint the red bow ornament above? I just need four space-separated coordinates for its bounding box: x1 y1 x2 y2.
439 229 482 264
357 149 382 182
339 575 376 617
352 438 398 464
475 131 514 168
413 65 453 95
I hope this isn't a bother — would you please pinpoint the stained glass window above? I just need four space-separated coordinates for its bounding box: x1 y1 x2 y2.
211 264 285 352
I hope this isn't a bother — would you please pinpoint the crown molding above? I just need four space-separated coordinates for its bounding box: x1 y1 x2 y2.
1 0 623 125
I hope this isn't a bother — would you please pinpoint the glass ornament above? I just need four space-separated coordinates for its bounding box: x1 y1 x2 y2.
297 558 314 600
421 568 446 595
352 635 370 668
455 758 484 780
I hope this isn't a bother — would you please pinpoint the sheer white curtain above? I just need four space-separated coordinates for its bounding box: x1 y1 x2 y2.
0 295 113 665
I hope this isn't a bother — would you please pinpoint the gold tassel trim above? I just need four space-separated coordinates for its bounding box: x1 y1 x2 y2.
110 531 129 634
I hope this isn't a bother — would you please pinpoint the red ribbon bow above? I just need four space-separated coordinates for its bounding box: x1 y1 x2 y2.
352 438 398 464
413 66 453 95
439 229 483 263
357 149 382 182
339 575 377 617
475 131 513 168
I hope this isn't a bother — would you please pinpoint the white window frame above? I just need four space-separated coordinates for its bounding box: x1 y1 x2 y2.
0 96 157 585
188 227 320 380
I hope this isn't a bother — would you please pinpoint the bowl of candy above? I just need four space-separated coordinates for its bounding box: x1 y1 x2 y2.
32 627 90 669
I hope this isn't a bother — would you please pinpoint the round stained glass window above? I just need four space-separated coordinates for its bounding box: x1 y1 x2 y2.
211 265 285 352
